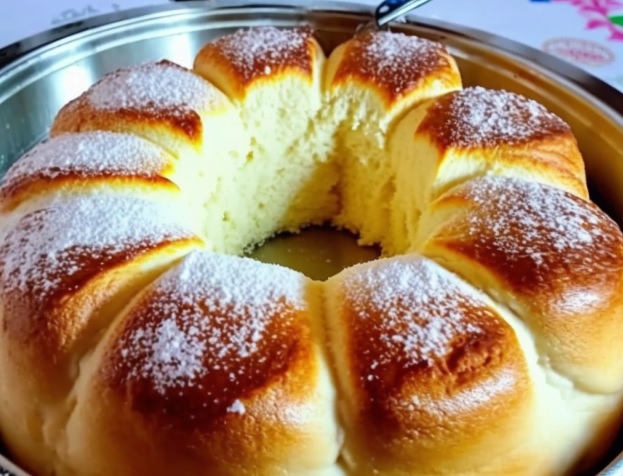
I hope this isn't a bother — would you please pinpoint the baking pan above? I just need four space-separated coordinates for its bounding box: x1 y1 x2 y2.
0 1 622 474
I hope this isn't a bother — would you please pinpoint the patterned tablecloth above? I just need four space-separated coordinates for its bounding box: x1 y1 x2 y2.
0 0 622 91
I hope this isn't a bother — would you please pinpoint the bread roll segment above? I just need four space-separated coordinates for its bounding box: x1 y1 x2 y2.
50 60 242 163
325 30 461 124
325 31 462 248
324 255 535 475
62 251 340 476
194 27 339 246
0 194 202 475
389 86 588 253
0 24 621 476
0 131 179 213
51 60 247 252
416 176 623 393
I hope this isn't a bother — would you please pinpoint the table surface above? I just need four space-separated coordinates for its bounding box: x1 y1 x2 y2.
1 0 622 92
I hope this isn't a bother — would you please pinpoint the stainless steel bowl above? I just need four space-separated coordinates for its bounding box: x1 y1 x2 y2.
0 1 622 474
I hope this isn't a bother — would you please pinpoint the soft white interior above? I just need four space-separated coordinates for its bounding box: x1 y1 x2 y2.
181 51 465 258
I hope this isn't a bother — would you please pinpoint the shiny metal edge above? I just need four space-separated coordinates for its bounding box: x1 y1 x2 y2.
0 1 321 71
1 0 622 117
603 456 623 476
0 1 621 475
0 451 23 475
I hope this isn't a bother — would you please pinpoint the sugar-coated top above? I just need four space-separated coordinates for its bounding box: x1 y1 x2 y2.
419 86 571 147
117 251 306 392
335 255 528 432
196 26 316 88
50 59 232 142
466 176 601 265
1 132 171 186
330 30 459 103
103 251 317 426
342 256 504 366
439 176 623 314
428 175 623 392
85 60 228 113
0 194 196 303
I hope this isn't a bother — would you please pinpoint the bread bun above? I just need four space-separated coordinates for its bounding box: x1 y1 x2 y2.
62 251 340 475
0 193 202 473
194 27 338 248
0 131 179 213
0 26 621 476
324 255 535 475
416 175 623 393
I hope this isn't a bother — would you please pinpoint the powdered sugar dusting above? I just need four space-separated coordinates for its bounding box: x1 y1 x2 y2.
122 318 206 394
0 195 196 301
227 399 246 414
462 176 616 270
343 256 492 369
430 86 570 147
337 31 450 96
118 251 308 395
208 26 312 81
86 60 227 113
1 132 170 185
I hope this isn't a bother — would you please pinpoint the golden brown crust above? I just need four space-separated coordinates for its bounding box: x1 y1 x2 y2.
1 237 190 358
51 60 232 149
414 87 588 198
0 176 177 213
193 26 319 99
418 87 573 148
103 288 313 428
420 176 623 392
0 194 201 396
0 132 179 212
52 100 203 145
325 255 533 474
88 252 339 474
327 30 461 107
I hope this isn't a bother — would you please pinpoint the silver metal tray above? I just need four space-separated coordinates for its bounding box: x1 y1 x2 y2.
0 1 622 474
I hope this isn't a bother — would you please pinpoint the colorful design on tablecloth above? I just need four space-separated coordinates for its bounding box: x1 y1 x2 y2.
51 2 121 25
554 0 623 41
542 36 616 65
